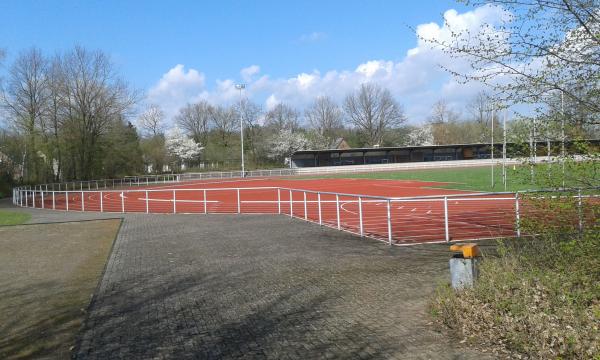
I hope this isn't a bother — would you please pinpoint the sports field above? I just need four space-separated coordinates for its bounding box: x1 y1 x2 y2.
18 176 520 245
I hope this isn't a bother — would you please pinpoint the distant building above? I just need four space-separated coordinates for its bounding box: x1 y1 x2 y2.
330 138 350 150
290 140 600 168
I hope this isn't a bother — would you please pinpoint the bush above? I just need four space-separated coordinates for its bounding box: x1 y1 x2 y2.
430 193 600 359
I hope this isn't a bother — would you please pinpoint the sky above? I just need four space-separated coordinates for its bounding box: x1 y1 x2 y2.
0 0 506 124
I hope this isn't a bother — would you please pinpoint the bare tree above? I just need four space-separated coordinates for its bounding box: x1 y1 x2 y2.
264 103 300 132
424 0 600 122
429 99 461 124
137 104 165 137
209 105 237 147
1 48 50 181
343 83 406 146
175 100 212 144
305 96 343 142
60 46 137 179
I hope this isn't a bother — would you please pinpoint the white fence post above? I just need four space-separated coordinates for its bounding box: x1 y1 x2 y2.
81 191 85 211
100 191 103 212
173 190 176 214
277 188 281 214
52 192 56 210
203 189 207 214
336 194 340 230
515 192 521 237
303 191 307 220
444 196 450 242
318 192 322 225
32 191 35 208
66 192 69 211
237 189 241 214
358 196 363 237
577 188 583 234
121 191 125 213
145 190 149 213
289 190 293 218
41 191 45 209
387 199 393 245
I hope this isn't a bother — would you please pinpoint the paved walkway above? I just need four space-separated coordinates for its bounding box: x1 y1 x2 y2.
2 199 493 359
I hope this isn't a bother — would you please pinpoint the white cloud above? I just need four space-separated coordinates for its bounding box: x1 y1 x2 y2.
147 64 206 120
240 65 260 82
147 5 509 124
299 31 327 43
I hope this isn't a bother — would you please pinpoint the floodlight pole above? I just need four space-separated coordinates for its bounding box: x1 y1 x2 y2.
491 105 495 188
561 90 565 188
236 84 246 177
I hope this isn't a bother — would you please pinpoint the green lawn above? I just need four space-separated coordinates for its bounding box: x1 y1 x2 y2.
0 210 31 226
296 165 554 192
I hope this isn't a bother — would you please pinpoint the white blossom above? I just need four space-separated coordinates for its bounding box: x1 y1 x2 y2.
165 126 202 161
265 129 309 160
407 125 434 146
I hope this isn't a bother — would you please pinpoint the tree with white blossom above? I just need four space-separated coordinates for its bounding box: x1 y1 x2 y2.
165 126 202 169
265 129 309 163
406 124 434 146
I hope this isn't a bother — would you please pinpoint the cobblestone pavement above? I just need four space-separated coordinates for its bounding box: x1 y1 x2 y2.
2 199 494 359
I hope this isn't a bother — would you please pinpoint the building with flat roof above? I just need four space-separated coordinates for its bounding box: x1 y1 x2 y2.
290 140 600 168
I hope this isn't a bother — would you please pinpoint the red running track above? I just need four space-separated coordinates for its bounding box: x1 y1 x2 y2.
20 178 520 245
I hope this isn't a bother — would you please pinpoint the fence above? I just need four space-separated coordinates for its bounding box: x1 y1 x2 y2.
14 174 180 193
11 184 599 246
12 156 567 195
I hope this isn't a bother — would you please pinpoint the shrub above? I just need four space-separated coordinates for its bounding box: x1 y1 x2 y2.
430 192 600 358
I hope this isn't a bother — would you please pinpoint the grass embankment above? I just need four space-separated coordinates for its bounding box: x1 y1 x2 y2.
0 219 121 359
0 210 31 225
430 195 600 358
297 164 592 193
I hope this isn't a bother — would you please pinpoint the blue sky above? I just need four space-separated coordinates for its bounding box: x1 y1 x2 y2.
1 1 502 124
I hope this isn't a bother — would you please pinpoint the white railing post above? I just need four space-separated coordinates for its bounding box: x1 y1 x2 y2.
318 192 322 225
81 191 85 211
66 192 69 211
515 192 521 237
173 190 176 214
387 199 393 246
289 190 293 217
203 189 207 214
100 191 103 212
145 190 149 213
577 188 583 234
237 189 241 214
444 196 450 242
33 191 36 208
52 191 56 210
303 191 307 220
41 191 45 209
121 191 125 213
277 188 281 214
358 196 363 237
336 194 340 230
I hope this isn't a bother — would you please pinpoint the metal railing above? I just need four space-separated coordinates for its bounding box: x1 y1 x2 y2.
11 184 598 246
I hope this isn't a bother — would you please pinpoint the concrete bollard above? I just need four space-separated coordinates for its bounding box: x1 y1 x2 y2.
449 243 481 290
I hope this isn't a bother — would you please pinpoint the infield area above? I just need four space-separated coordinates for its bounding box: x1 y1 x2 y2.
21 177 519 245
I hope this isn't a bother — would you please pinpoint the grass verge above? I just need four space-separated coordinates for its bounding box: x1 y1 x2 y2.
0 210 31 225
429 195 600 358
0 219 121 359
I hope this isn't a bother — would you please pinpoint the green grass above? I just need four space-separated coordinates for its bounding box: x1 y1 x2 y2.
295 164 584 192
0 210 31 225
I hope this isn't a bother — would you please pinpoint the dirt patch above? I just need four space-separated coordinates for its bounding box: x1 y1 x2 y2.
0 219 121 359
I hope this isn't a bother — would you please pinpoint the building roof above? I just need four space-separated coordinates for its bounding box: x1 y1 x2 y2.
292 139 600 156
